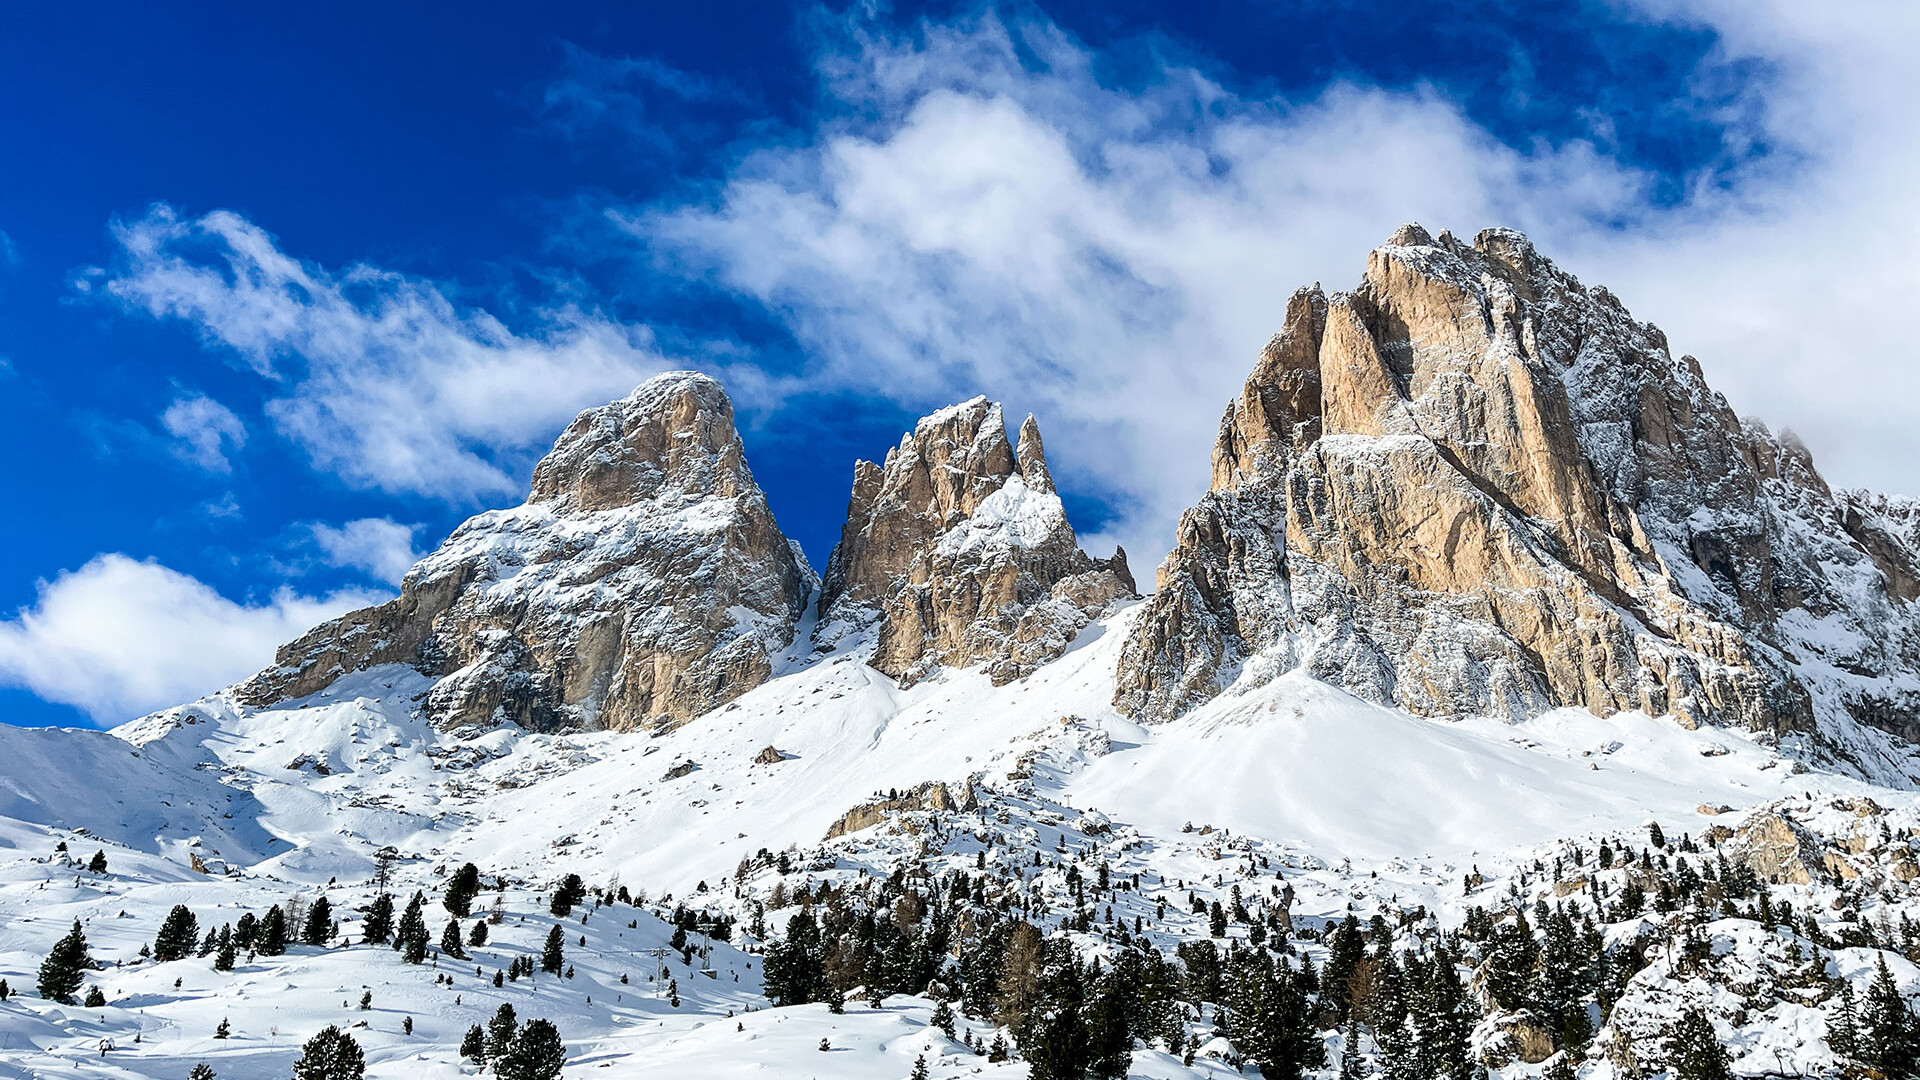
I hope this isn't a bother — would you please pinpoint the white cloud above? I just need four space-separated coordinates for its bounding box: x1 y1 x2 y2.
0 554 378 726
160 393 247 473
630 7 1920 563
308 517 420 586
639 16 1657 559
99 207 669 502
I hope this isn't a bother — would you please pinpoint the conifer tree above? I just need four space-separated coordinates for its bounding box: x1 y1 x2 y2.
189 1064 216 1080
487 1003 519 1060
469 920 489 947
931 997 956 1039
494 1018 566 1080
444 862 481 917
549 873 586 917
87 850 107 873
396 893 429 964
0 978 9 1000
911 1054 931 1080
1830 981 1861 1064
542 924 565 974
214 1018 230 1039
461 1023 487 1063
441 917 468 960
1340 1016 1366 1080
233 912 258 952
1860 955 1920 1080
361 894 394 944
154 905 200 962
1666 1008 1731 1080
258 906 289 956
291 1025 365 1080
37 919 92 1003
763 910 825 1007
301 896 333 946
83 985 106 1007
214 926 236 972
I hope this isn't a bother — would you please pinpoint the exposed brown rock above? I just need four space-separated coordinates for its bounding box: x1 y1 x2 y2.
823 780 978 840
1119 225 1920 750
817 398 1134 685
237 372 812 732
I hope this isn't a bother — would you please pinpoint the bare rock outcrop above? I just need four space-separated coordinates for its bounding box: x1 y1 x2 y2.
238 371 812 732
1118 225 1920 752
816 399 1134 686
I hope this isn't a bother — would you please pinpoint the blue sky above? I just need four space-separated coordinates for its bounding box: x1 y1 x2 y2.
1 0 1915 729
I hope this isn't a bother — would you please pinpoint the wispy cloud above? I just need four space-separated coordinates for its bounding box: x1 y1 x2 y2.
159 392 247 473
92 206 669 503
0 555 377 725
307 517 420 587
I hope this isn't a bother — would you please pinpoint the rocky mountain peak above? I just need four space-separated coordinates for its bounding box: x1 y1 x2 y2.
817 399 1134 686
1118 225 1920 755
238 370 811 732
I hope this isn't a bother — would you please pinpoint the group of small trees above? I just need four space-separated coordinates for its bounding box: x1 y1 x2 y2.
462 1003 566 1080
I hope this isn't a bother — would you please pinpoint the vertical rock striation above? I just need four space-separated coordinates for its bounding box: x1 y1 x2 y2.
1117 225 1920 750
816 398 1135 686
238 371 813 732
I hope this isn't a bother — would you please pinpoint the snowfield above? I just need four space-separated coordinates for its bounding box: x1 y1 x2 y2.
0 603 1914 1078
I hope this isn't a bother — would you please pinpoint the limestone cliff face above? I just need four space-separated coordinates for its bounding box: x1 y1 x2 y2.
238 372 812 732
1118 225 1920 748
817 398 1135 686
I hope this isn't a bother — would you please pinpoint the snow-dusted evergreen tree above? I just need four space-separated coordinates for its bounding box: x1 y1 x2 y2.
441 917 468 960
444 862 481 917
549 873 586 917
1666 1008 1731 1080
541 924 565 974
213 926 236 972
469 919 489 947
37 919 91 1003
87 850 106 873
83 985 106 1007
154 905 199 962
487 1003 519 1059
461 1023 487 1063
495 1018 566 1080
1860 956 1919 1079
301 896 333 946
292 1025 365 1080
396 892 429 964
361 893 394 944
188 1064 215 1080
257 905 288 956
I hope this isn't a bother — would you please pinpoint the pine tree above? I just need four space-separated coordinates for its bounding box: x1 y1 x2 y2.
233 912 259 952
444 862 482 917
1860 955 1920 1079
487 1003 519 1060
469 920 489 947
37 919 92 1003
189 1064 216 1080
396 893 429 964
1018 942 1091 1080
931 997 957 1039
542 924 565 974
302 896 333 946
762 910 824 1006
1666 1008 1731 1080
441 917 468 960
291 1025 365 1080
361 894 394 944
495 1018 566 1080
0 978 9 1000
549 873 586 917
910 1054 931 1080
214 926 236 972
258 906 288 956
214 1018 230 1039
83 985 106 1007
1830 981 1861 1064
153 905 199 962
1647 822 1666 849
87 850 107 873
402 1016 413 1036
1340 1016 1366 1080
461 1023 487 1063
1544 1053 1577 1080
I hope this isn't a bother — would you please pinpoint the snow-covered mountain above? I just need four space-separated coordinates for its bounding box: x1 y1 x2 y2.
4 227 1920 1080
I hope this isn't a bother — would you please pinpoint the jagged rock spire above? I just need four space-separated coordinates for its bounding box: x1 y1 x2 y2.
817 399 1134 686
239 371 813 732
1118 225 1920 745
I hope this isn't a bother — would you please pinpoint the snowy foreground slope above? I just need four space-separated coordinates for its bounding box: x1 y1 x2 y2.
3 603 1919 1078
